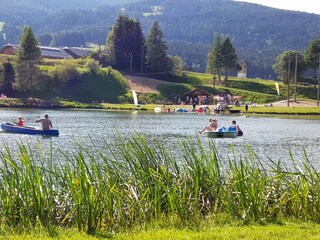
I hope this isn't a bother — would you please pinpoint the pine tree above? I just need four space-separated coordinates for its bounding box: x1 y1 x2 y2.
0 61 15 96
145 21 171 73
206 34 223 81
14 26 41 97
221 37 237 81
105 15 144 72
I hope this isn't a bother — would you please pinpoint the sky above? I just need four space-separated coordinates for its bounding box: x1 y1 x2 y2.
237 0 320 15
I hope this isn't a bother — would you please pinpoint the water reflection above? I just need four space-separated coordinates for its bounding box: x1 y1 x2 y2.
0 108 319 166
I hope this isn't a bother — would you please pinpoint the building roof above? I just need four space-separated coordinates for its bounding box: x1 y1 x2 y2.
40 46 72 59
63 47 92 59
238 59 248 65
0 43 92 59
0 43 18 53
183 88 211 96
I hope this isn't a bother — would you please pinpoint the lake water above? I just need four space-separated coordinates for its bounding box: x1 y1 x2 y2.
0 108 319 166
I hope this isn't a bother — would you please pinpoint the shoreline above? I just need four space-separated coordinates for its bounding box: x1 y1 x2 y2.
1 98 320 115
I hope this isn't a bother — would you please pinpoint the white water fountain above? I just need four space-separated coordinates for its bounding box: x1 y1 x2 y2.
131 90 140 108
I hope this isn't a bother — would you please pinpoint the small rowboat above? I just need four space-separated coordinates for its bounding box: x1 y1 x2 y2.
1 122 59 136
204 126 238 138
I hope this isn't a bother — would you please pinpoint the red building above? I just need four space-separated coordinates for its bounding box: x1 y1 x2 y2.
183 88 211 105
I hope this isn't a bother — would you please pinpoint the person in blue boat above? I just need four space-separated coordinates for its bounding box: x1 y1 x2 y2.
36 114 53 131
199 118 218 134
14 116 25 127
231 120 243 136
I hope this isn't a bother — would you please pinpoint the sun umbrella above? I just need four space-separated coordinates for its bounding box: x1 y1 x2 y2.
232 96 242 99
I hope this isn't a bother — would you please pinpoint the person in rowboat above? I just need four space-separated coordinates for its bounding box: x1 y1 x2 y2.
36 114 53 131
14 116 25 127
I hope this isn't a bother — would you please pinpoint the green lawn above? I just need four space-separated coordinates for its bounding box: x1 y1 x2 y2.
232 105 320 115
115 224 320 240
3 223 320 239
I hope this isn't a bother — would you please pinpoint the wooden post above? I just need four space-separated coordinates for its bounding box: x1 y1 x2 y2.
294 52 298 103
317 53 320 107
130 52 133 75
140 46 144 73
212 75 216 88
287 51 291 107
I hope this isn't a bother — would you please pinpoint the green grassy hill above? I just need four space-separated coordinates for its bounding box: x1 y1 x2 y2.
58 68 129 103
0 55 317 105
148 71 317 105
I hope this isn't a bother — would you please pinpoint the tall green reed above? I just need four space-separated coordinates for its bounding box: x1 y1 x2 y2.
0 141 58 227
179 138 222 218
0 135 318 234
267 149 320 221
222 145 271 222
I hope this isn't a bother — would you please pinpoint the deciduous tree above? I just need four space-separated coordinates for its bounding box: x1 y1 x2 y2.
304 37 320 87
273 50 306 84
170 55 186 75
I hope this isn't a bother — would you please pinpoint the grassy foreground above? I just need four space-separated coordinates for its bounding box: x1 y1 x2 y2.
0 134 320 239
2 222 320 239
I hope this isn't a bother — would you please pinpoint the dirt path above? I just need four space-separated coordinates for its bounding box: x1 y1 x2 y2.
272 100 318 107
124 75 177 93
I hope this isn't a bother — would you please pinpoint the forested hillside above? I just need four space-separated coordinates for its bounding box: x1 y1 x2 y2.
0 0 319 78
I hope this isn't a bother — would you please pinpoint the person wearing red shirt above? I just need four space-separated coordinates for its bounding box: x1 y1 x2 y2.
15 116 25 127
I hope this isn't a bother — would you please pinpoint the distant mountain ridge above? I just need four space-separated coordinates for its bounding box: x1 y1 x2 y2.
0 0 319 78
0 0 142 10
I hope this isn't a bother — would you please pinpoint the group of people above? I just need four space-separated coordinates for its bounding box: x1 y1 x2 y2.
14 114 53 130
199 118 243 136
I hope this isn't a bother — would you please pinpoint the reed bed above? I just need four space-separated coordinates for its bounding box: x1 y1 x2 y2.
0 135 319 234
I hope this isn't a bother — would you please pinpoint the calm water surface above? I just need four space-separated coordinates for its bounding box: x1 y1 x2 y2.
0 108 319 165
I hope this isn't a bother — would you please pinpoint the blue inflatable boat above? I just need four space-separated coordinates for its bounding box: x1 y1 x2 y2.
204 126 239 138
1 122 59 136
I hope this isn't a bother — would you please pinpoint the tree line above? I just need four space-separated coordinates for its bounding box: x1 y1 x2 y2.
2 0 320 79
1 15 319 101
206 34 238 82
0 16 184 98
273 37 320 87
104 14 179 74
0 26 87 98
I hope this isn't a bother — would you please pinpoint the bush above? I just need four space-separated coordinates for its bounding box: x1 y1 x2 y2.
58 68 128 103
84 58 101 74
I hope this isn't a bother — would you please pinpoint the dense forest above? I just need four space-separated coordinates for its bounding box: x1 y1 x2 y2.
0 0 320 78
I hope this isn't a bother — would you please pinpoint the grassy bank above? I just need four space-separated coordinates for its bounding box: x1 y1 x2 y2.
0 97 320 116
2 222 320 239
0 135 320 237
0 98 155 111
232 105 320 115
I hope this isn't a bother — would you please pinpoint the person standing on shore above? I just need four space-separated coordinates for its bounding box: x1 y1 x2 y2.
36 114 52 130
245 104 248 112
